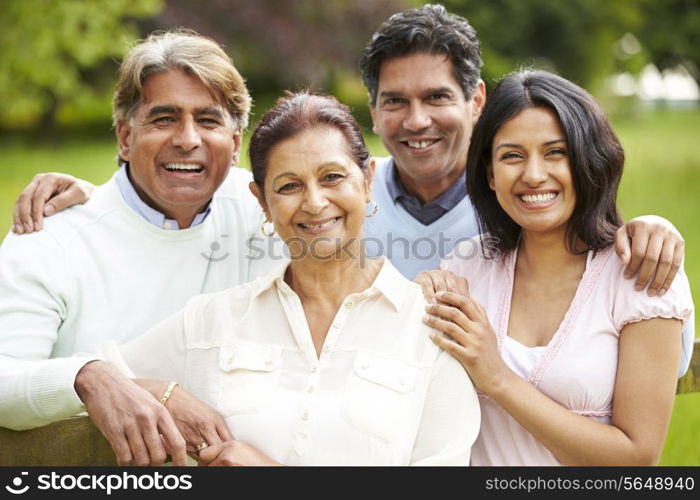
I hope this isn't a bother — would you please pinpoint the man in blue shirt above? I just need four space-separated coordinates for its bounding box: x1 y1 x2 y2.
360 4 685 293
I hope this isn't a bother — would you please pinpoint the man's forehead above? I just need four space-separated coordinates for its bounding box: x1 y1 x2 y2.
377 52 458 89
138 70 228 109
138 94 228 111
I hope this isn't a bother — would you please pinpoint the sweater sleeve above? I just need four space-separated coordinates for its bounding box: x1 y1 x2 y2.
0 230 98 430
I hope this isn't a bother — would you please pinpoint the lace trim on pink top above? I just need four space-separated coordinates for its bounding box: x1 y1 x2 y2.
571 409 612 417
476 394 612 419
497 246 616 389
621 313 691 329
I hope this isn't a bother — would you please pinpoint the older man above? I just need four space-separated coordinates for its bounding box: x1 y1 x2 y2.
0 30 273 465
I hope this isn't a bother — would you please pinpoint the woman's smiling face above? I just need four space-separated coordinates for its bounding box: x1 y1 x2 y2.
489 106 576 238
258 126 372 261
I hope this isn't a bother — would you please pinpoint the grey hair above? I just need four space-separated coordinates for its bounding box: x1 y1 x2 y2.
113 28 251 130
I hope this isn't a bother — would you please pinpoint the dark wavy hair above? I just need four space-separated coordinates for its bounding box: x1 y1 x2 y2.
466 69 624 256
249 91 370 190
360 4 482 105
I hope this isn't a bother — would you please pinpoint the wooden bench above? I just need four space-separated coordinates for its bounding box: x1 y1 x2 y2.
1 339 697 466
0 415 116 466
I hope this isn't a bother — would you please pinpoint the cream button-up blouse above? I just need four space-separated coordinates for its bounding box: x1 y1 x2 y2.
101 259 480 465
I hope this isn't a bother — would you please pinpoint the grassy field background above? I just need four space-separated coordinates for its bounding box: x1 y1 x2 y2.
0 108 697 465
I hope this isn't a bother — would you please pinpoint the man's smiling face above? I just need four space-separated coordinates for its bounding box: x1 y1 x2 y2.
117 68 240 227
370 52 484 203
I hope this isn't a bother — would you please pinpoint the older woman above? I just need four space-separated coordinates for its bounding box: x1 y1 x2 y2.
424 70 693 465
100 92 480 466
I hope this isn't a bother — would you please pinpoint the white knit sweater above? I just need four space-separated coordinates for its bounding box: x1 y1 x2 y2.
364 157 480 279
0 167 275 429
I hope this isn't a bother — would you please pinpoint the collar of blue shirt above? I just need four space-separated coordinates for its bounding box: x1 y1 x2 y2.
385 158 467 226
115 164 212 230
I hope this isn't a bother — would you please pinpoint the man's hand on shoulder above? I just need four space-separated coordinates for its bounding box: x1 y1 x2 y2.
614 215 684 296
13 173 95 234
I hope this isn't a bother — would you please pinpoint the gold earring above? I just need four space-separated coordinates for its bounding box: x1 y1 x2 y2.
365 200 378 218
260 219 275 236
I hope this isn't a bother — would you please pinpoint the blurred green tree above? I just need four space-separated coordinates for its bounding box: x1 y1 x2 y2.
0 0 163 132
3 0 695 133
633 0 700 84
144 0 412 125
442 0 642 90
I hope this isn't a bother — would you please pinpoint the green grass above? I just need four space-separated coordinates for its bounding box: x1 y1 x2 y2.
0 109 697 465
613 109 700 466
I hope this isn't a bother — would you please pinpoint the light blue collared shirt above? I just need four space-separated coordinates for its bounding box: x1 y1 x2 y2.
385 159 467 226
115 165 211 230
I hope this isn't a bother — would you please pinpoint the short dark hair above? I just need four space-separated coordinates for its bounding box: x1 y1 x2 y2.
249 92 370 189
466 69 624 256
360 4 482 106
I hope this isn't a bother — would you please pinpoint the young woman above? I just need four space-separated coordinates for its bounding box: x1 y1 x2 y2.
424 69 693 465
